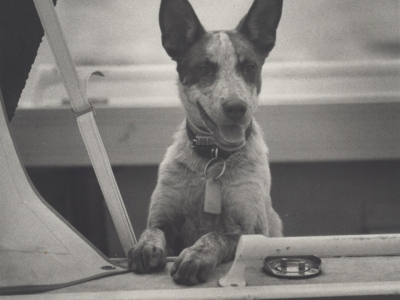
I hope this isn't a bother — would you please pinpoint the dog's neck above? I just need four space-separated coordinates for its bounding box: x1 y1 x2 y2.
186 118 252 160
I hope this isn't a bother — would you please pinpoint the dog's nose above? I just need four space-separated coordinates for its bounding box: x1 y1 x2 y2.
222 100 247 122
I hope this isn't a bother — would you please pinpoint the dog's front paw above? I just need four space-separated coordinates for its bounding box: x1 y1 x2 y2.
128 241 166 274
170 247 218 285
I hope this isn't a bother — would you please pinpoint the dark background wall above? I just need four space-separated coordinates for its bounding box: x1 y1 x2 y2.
27 160 400 258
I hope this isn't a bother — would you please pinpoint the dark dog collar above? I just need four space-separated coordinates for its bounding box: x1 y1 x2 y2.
186 119 252 160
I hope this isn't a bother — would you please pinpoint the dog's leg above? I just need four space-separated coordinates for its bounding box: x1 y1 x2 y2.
170 231 240 285
128 208 181 274
128 161 185 274
127 227 167 274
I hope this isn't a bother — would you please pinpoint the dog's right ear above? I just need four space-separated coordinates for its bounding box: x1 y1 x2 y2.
159 0 206 61
237 0 283 57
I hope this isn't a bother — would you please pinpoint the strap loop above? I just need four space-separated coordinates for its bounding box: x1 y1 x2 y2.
70 71 104 117
70 71 104 118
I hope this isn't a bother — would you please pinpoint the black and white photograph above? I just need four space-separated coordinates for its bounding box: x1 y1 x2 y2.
0 0 399 298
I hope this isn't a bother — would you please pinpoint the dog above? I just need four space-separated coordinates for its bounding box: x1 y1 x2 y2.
128 0 283 286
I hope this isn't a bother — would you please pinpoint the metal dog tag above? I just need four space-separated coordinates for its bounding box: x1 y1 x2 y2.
204 177 222 214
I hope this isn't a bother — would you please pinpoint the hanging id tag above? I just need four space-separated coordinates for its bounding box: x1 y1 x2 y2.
203 152 226 215
204 177 222 214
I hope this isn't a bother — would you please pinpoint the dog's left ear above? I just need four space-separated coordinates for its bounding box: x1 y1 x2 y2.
159 0 206 61
237 0 283 57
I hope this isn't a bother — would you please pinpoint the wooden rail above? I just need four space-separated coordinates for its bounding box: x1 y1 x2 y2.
12 61 400 167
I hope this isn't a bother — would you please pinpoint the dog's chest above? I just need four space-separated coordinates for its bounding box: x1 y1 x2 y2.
184 159 228 207
179 161 252 246
180 187 222 247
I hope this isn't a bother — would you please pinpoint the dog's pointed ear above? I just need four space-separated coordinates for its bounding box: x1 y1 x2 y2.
159 0 206 60
237 0 283 57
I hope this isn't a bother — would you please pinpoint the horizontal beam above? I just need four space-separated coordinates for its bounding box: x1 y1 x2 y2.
21 60 400 108
10 101 400 167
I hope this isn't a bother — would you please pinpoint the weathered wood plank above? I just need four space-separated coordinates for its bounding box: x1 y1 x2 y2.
9 102 400 167
5 257 400 299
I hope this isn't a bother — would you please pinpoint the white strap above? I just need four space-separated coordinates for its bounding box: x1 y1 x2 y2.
33 0 136 255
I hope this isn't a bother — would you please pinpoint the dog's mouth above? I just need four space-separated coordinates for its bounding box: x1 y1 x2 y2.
196 102 247 152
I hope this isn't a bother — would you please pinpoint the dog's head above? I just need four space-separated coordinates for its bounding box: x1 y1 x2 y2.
160 0 283 151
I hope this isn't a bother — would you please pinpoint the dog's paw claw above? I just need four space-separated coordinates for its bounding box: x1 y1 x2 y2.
128 242 166 274
170 248 216 285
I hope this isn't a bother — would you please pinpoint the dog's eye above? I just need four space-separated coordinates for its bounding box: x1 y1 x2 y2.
199 65 213 76
243 63 256 74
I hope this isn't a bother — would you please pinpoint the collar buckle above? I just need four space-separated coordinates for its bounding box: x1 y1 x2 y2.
191 136 215 149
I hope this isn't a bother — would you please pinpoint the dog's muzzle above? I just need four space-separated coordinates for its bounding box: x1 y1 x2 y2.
195 101 250 152
222 99 248 123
